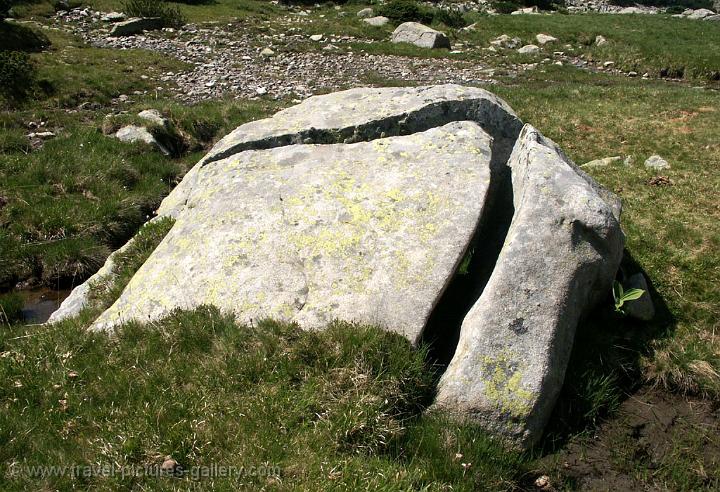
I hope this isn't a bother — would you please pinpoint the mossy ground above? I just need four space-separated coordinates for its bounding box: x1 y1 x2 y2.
1 1 719 489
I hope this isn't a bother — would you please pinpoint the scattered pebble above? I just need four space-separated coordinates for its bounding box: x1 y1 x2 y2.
645 155 670 170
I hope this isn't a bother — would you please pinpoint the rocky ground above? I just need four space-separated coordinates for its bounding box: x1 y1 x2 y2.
50 8 503 104
44 6 697 108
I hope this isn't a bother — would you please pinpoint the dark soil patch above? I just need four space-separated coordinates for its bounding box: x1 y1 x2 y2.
535 387 720 490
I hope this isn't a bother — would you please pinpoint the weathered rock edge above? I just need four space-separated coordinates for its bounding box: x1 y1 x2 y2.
50 85 522 321
432 124 625 448
157 85 522 218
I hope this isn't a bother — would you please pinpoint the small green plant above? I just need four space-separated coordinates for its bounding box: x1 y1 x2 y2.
122 0 186 28
612 280 645 315
456 247 474 275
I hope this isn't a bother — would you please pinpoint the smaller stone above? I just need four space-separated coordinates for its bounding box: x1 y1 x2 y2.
138 109 166 127
628 71 638 77
490 34 521 49
161 458 180 475
391 22 450 49
101 12 125 22
310 34 323 42
363 16 389 26
109 17 162 37
518 44 540 54
27 131 56 140
260 47 275 57
536 34 557 45
595 35 608 46
686 8 715 19
581 156 621 168
645 155 670 170
623 273 654 321
623 155 634 166
256 87 267 95
356 7 374 18
115 125 169 155
511 6 539 14
603 61 614 68
535 475 551 489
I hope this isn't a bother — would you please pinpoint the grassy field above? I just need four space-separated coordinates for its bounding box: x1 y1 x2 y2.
1 0 719 489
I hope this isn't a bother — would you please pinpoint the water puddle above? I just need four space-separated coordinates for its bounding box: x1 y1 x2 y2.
18 288 71 324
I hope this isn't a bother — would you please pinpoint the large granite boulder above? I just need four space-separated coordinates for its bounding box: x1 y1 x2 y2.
391 22 451 49
51 85 522 322
50 85 624 449
92 122 495 340
433 125 624 447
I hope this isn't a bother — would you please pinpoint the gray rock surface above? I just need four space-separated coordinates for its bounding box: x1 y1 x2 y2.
138 109 168 127
356 7 374 18
433 124 624 448
156 85 522 219
686 8 715 19
363 16 389 27
618 7 645 14
581 156 621 168
101 12 125 22
518 44 540 54
491 34 521 49
536 34 557 45
115 125 170 155
91 122 496 341
645 155 670 170
51 85 523 323
511 6 539 14
391 22 451 49
109 17 162 37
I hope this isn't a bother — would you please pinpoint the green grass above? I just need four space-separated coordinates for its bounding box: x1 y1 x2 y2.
1 2 719 489
256 7 720 83
462 13 720 81
490 66 720 397
0 28 281 290
0 307 526 490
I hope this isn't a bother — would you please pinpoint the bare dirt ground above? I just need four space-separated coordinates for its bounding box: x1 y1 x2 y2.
535 387 720 490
